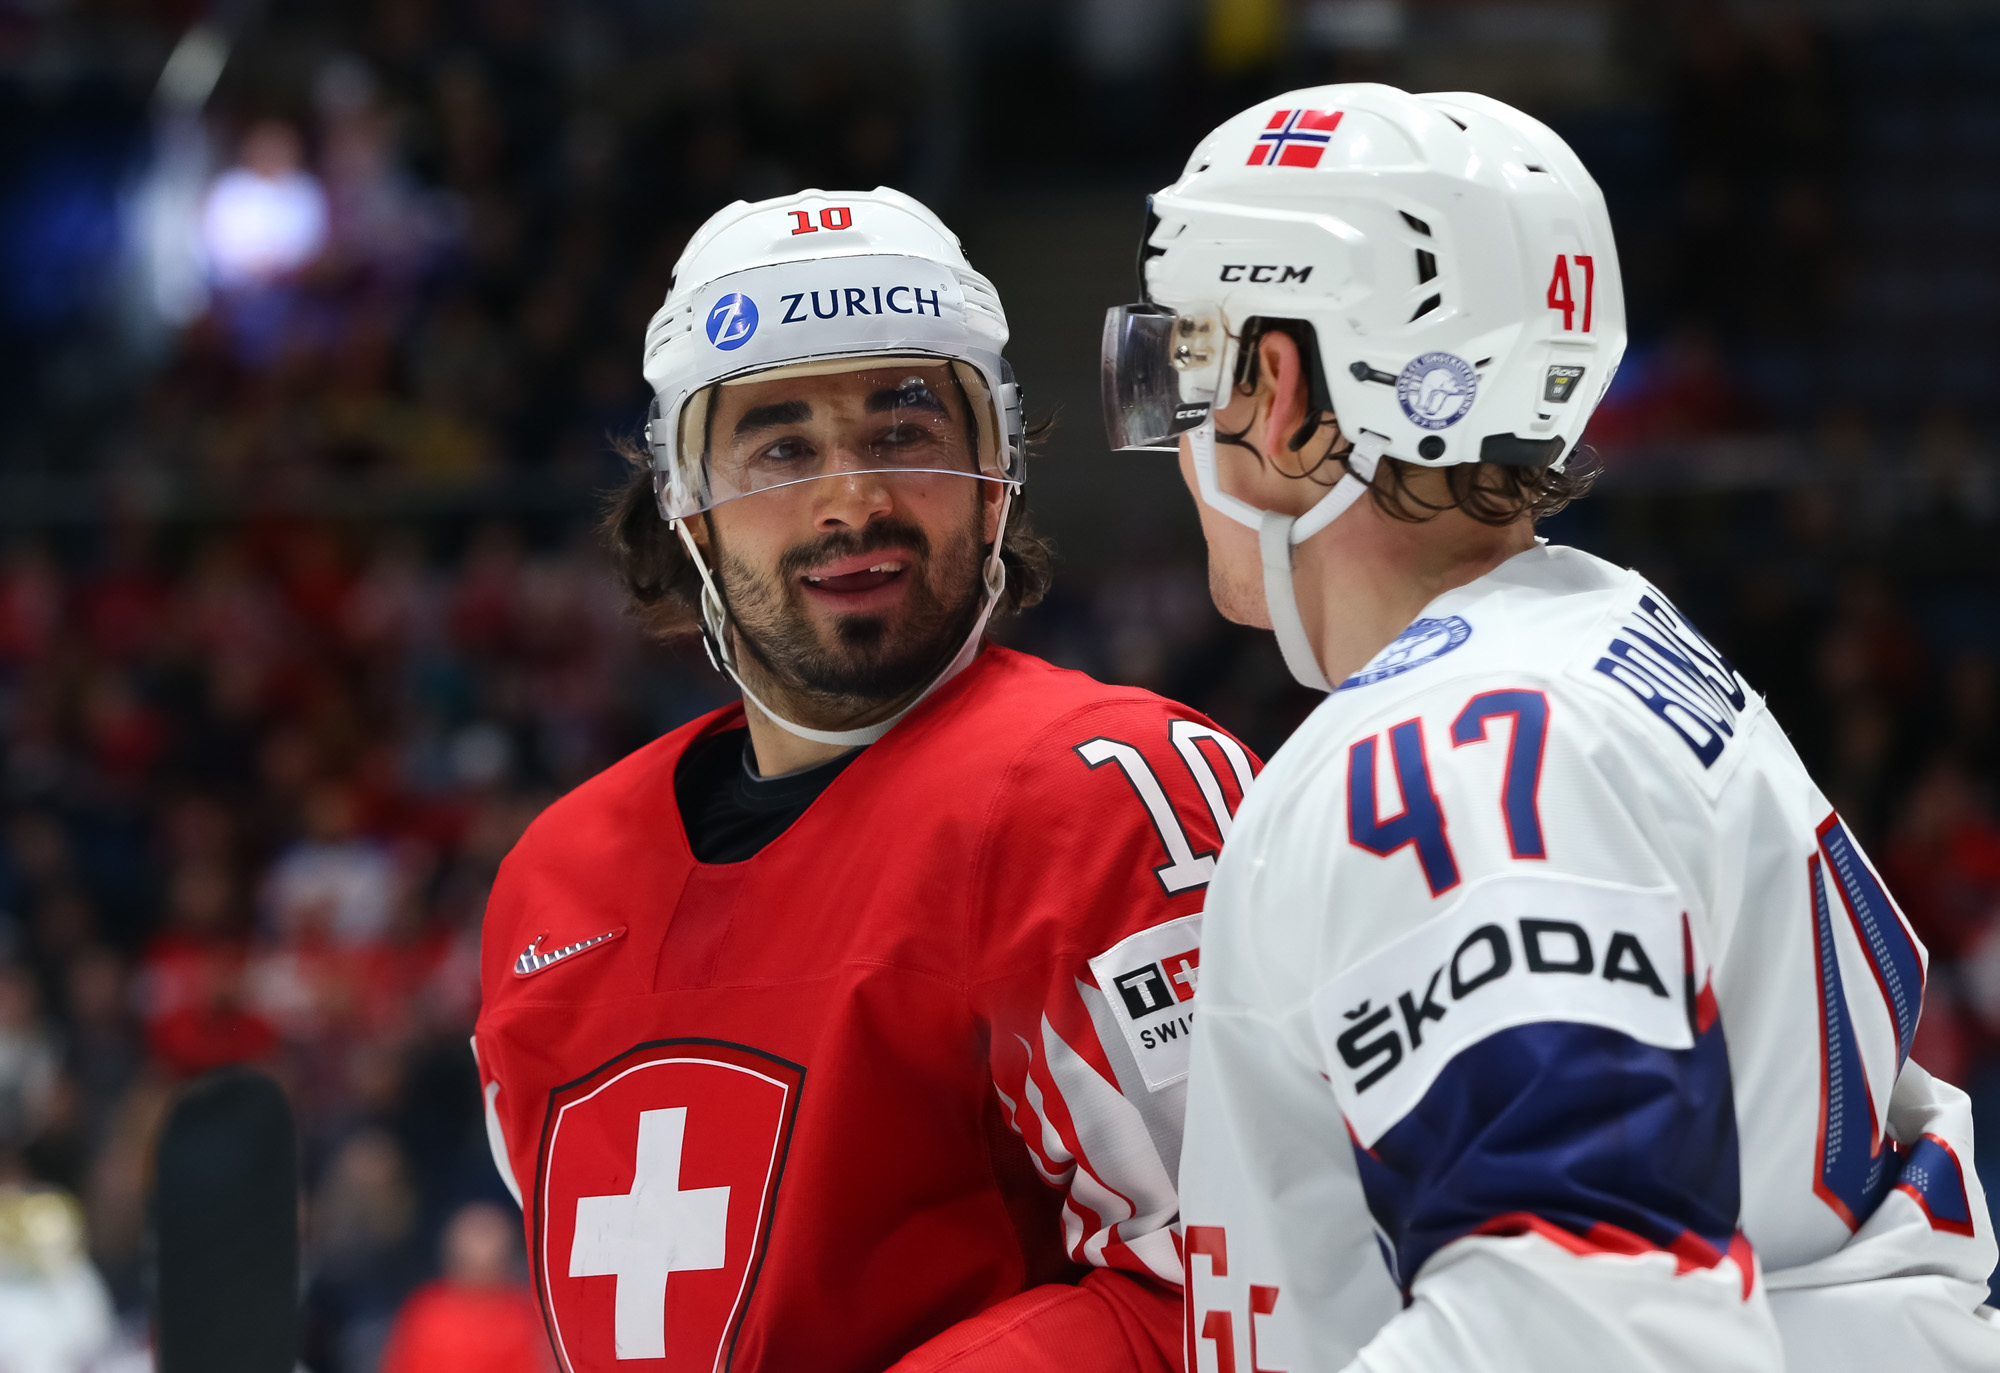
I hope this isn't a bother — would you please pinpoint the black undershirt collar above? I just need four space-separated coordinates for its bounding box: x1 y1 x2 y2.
673 726 863 864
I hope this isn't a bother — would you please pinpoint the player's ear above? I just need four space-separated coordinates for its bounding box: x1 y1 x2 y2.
979 476 1006 544
1256 329 1310 465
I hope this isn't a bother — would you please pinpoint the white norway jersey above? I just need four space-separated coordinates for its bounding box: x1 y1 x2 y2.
1181 543 2000 1373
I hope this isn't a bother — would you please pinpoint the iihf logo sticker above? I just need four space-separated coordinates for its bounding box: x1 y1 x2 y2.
1397 351 1478 430
1340 615 1472 690
706 292 758 351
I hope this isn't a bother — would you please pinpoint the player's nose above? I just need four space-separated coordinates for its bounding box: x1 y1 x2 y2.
812 447 895 530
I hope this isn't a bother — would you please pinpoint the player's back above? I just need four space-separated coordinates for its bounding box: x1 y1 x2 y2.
1183 541 1999 1370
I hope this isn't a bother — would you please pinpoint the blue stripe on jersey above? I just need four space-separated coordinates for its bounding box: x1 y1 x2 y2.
1809 852 1896 1229
1816 816 1923 1065
1346 1018 1740 1295
1894 1133 1975 1235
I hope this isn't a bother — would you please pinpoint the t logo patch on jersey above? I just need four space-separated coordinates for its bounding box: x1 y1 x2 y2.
535 1039 804 1372
1089 914 1204 1091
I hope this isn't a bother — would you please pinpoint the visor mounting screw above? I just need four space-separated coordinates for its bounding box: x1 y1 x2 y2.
1418 436 1446 460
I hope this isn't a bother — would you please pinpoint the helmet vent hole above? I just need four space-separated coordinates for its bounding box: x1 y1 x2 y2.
1415 250 1437 284
1525 164 1547 173
1409 294 1442 322
1441 112 1468 131
1400 211 1432 236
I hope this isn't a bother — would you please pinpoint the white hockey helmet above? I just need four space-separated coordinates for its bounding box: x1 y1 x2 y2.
638 187 1026 748
1102 84 1626 689
643 186 1024 519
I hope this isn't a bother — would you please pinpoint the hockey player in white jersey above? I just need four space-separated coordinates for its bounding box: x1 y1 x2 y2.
1101 84 2000 1371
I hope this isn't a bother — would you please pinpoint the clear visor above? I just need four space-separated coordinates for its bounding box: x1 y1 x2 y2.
1100 304 1226 451
671 355 1009 515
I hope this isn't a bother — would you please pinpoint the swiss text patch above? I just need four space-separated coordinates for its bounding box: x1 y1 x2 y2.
1088 914 1204 1092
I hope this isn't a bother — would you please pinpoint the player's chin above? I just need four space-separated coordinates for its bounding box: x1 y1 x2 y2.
1208 560 1273 630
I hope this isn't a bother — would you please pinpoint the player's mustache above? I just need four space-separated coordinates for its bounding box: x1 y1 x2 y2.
777 521 931 581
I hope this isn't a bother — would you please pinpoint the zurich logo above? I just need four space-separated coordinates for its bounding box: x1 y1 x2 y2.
1396 352 1478 430
1339 615 1472 690
706 293 758 350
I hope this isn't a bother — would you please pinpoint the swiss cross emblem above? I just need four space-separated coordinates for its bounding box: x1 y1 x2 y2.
535 1039 805 1372
1247 109 1344 167
1162 947 1200 1001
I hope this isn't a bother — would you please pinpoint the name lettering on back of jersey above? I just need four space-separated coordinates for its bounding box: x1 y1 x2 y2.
1087 914 1204 1091
1592 592 1747 768
1311 876 1695 1147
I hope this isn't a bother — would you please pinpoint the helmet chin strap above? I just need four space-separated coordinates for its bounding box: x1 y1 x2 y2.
672 485 1014 750
1189 422 1384 694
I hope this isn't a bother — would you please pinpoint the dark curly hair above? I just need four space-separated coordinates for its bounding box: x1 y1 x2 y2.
600 433 1054 642
1218 317 1598 526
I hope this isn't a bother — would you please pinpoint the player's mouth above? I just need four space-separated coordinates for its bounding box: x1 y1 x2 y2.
798 548 916 611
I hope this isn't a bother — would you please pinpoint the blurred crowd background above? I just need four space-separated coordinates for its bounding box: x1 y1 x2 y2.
2 0 1999 1367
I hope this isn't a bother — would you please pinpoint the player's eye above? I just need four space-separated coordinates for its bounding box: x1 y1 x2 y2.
750 436 816 467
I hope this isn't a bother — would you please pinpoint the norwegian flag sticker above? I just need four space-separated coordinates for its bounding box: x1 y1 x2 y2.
1248 108 1344 168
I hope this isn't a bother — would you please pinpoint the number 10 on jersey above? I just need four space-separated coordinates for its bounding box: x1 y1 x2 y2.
1077 723 1259 895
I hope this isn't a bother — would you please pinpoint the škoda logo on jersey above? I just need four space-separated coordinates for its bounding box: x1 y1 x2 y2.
1088 914 1204 1093
1311 875 1702 1148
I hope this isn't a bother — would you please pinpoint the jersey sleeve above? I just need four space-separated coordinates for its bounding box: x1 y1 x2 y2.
956 697 1259 1366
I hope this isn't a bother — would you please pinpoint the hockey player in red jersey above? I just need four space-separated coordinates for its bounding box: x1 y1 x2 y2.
473 187 1255 1372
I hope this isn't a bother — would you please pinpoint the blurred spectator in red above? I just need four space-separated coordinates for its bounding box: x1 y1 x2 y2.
0 543 63 666
1883 760 2000 965
379 1200 552 1373
78 525 169 667
1881 759 2000 1085
140 858 276 1077
1583 325 1753 446
262 783 400 948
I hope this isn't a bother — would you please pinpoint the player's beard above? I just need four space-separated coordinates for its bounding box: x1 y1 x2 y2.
714 507 987 722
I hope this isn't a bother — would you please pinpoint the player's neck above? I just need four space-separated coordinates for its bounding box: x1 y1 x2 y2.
1296 503 1537 686
740 697 858 776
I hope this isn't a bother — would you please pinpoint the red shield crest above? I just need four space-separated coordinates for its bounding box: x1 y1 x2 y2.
534 1039 805 1373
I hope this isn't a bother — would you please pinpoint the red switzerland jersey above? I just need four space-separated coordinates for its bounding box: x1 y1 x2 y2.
474 646 1258 1373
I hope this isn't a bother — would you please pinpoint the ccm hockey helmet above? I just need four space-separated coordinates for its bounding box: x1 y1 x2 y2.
1101 84 1626 689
